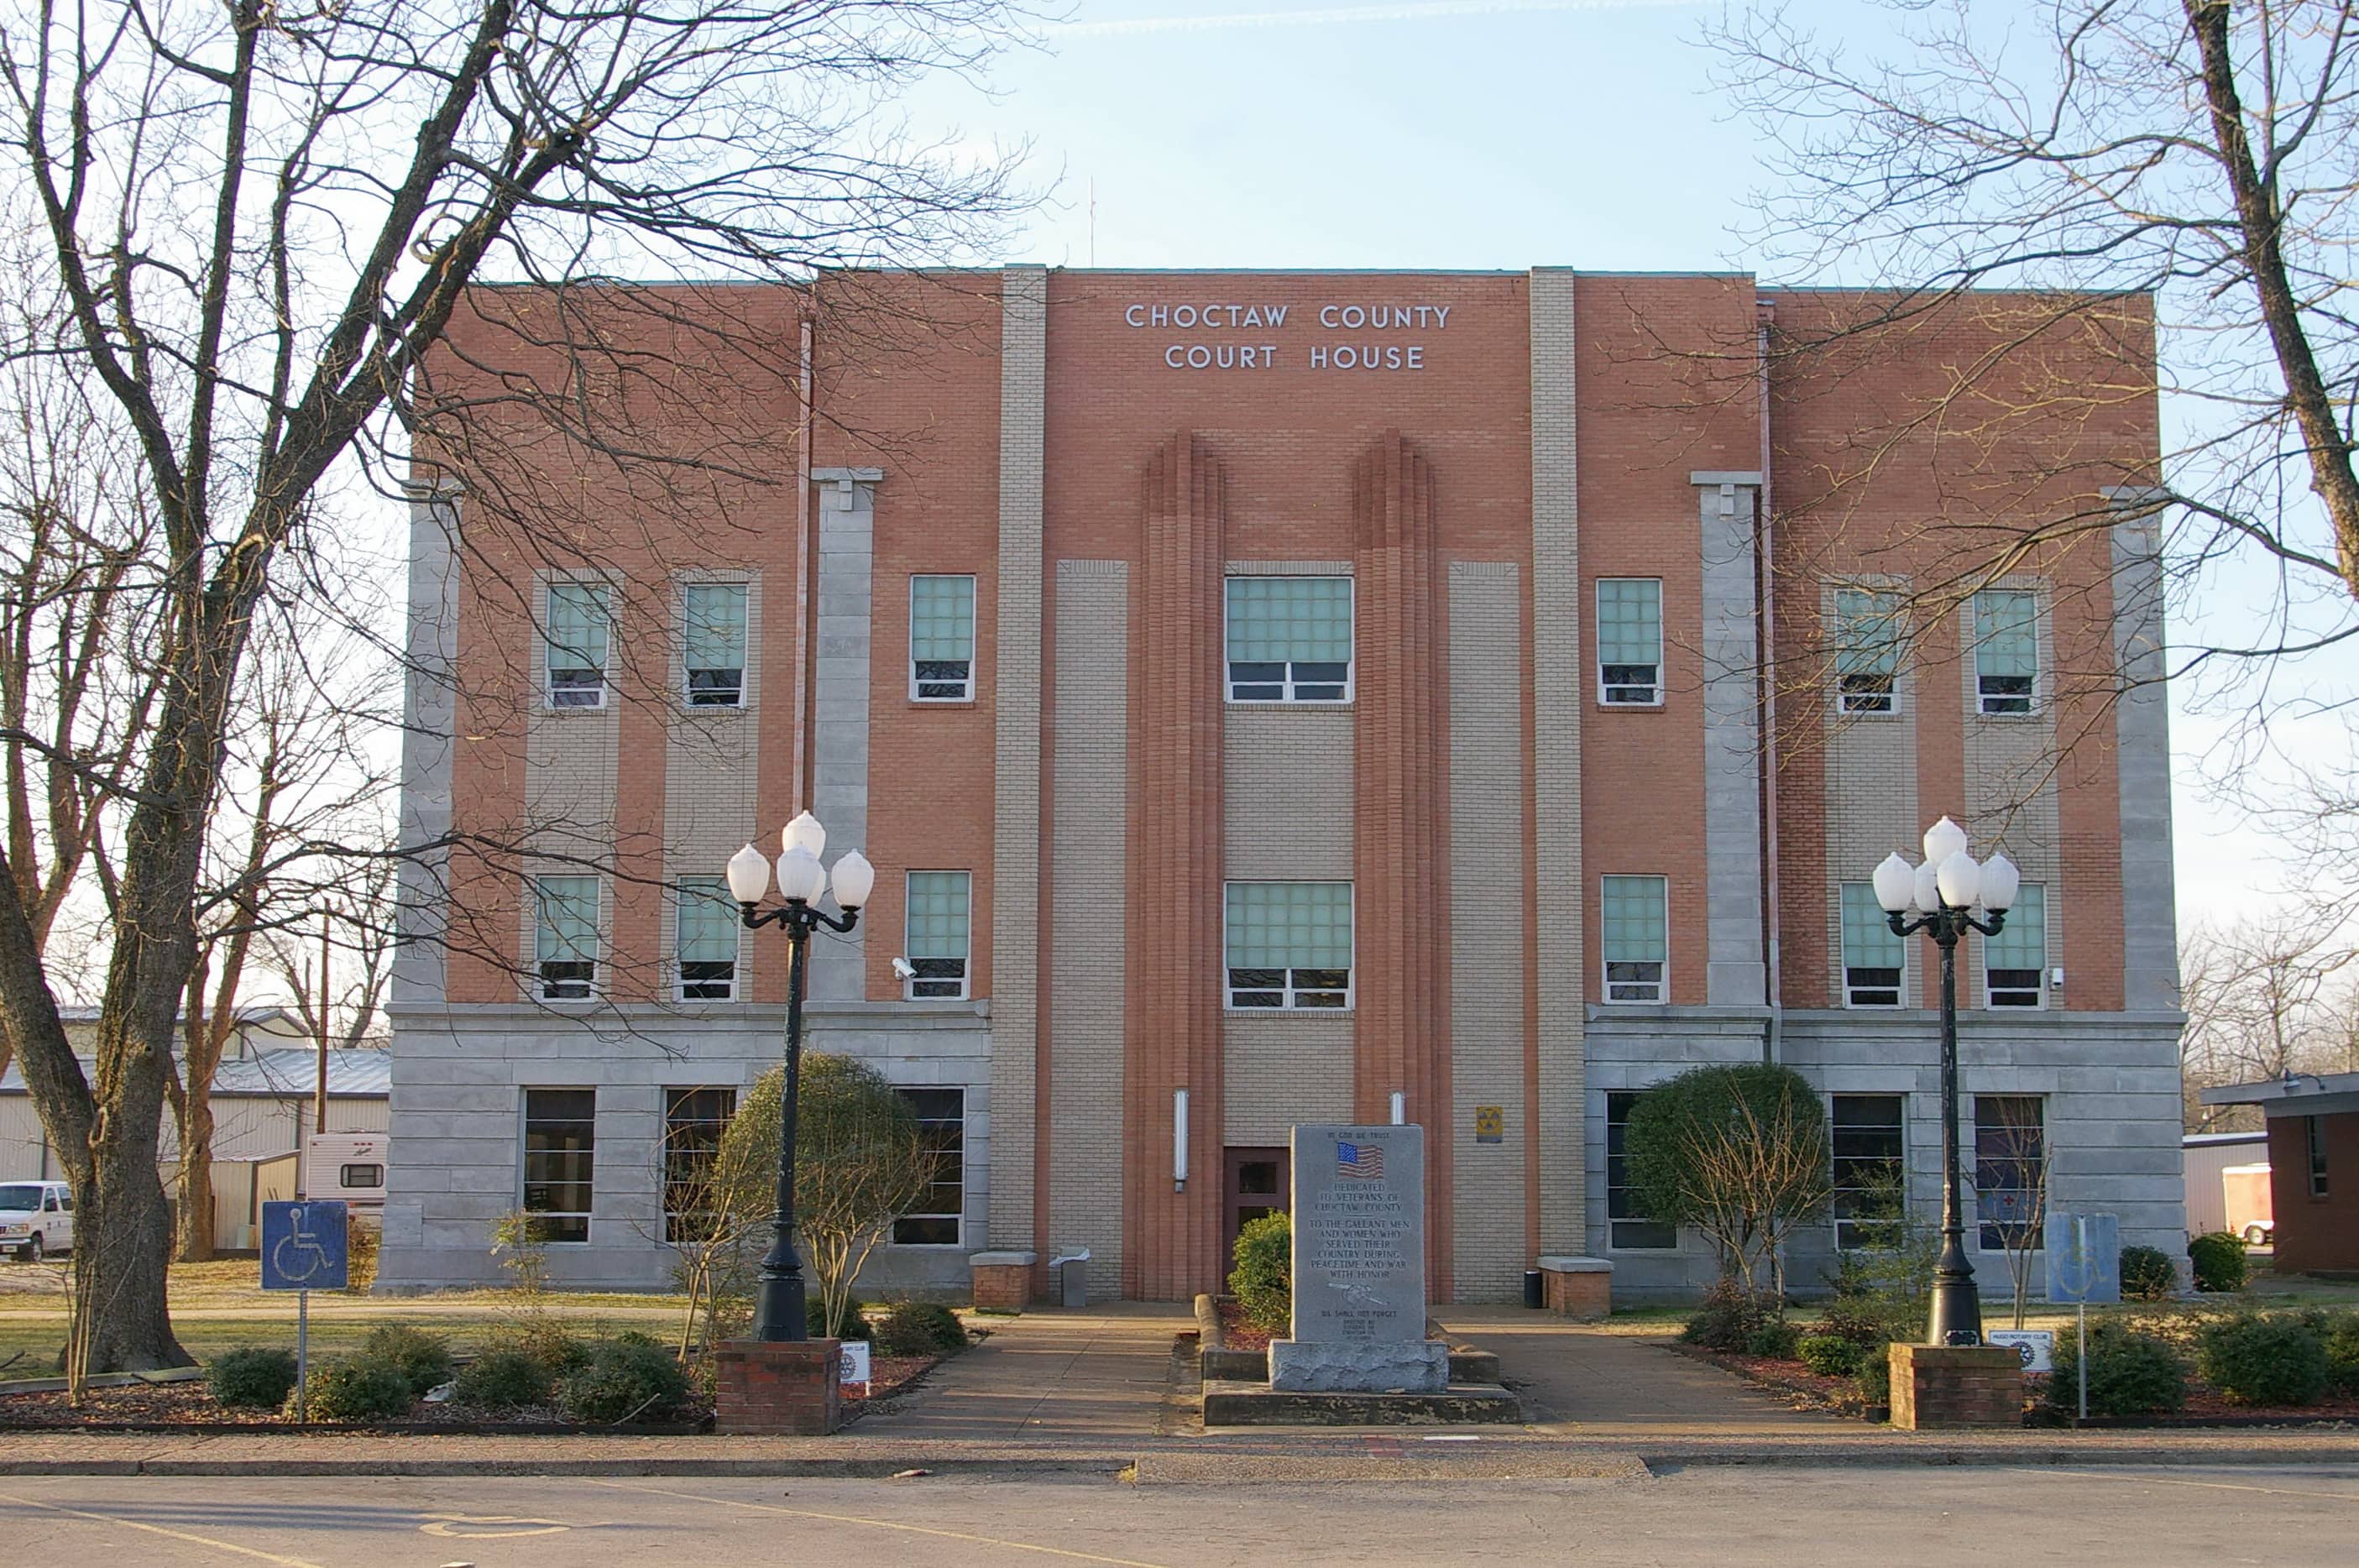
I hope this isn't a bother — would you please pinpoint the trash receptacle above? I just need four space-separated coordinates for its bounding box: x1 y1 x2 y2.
1523 1268 1545 1309
1049 1248 1091 1308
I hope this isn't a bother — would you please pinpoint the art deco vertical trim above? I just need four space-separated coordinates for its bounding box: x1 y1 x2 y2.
1124 433 1227 1300
1692 473 1767 1007
807 469 880 1001
987 264 1048 1257
394 480 461 1004
1529 268 1585 1256
1352 429 1451 1298
2107 487 2179 1011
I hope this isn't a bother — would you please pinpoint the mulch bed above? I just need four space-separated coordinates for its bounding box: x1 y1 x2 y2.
1669 1343 1868 1418
1214 1298 1274 1353
0 1378 712 1433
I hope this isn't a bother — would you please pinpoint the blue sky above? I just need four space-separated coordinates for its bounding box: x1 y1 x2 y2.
905 0 2346 935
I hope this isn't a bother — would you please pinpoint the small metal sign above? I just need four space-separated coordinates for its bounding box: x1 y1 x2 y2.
261 1200 349 1292
2043 1211 2121 1304
1985 1329 2054 1374
1473 1105 1504 1144
840 1340 871 1391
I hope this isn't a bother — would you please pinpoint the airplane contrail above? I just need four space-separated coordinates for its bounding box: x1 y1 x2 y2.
1058 0 1696 39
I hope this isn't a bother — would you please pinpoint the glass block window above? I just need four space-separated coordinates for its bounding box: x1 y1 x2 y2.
674 877 740 1002
905 870 971 999
1600 874 1667 1003
1831 1095 1907 1251
1975 1095 2045 1251
521 1088 595 1243
1841 883 1905 1006
1597 578 1662 705
545 582 610 708
1834 587 1901 713
662 1087 735 1242
533 875 599 1001
683 582 747 707
1973 590 2038 715
893 1088 965 1246
1225 577 1352 703
910 575 976 702
1224 881 1353 1008
1983 883 2046 1008
1606 1090 1676 1248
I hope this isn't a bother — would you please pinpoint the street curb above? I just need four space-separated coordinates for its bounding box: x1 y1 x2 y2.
1635 1444 2359 1470
0 1454 1139 1479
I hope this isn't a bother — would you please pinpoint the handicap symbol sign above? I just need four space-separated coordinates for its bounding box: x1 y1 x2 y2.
261 1200 349 1292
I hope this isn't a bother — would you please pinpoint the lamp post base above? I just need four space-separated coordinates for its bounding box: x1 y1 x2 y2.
714 1338 842 1435
1887 1342 2022 1430
1927 1272 1984 1347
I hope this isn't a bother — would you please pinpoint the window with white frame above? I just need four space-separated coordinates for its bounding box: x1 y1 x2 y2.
683 582 747 707
1606 1090 1676 1248
1224 881 1352 1008
1225 577 1352 703
544 582 610 708
904 871 971 998
892 1088 965 1245
1975 1095 2045 1250
1840 883 1905 1006
1972 590 2038 715
674 877 740 1001
1597 578 1662 705
662 1086 735 1242
1985 884 2046 1008
910 575 976 701
1600 875 1667 1003
521 1088 595 1243
1831 1094 1906 1251
532 875 599 1000
1834 587 1902 714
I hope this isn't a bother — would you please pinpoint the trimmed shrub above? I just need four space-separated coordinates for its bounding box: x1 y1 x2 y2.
298 1358 415 1422
1797 1334 1862 1378
2304 1309 2359 1395
557 1339 692 1424
2047 1323 2188 1418
453 1348 554 1412
1744 1320 1800 1360
809 1297 872 1342
2187 1231 2249 1294
208 1346 298 1411
1681 1277 1781 1352
873 1301 967 1358
503 1322 592 1377
2197 1315 2330 1407
1229 1211 1292 1333
2119 1245 2178 1302
1854 1348 1891 1412
362 1324 454 1396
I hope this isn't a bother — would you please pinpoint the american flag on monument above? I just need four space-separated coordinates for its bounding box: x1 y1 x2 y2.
1336 1139 1383 1180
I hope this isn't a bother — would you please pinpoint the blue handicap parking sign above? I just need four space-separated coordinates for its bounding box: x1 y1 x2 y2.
261 1200 349 1291
2043 1210 2121 1304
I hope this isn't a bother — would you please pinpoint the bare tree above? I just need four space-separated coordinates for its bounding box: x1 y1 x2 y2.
0 0 1033 1371
1626 1064 1834 1295
2179 917 2351 1130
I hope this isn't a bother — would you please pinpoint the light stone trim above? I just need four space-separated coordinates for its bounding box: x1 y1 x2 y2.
395 481 461 1003
1959 577 2061 1008
1223 706 1353 880
808 472 878 1001
987 264 1048 1253
2108 496 2179 1011
1049 560 1128 1298
1223 560 1355 575
1693 478 1765 1007
663 571 761 995
1530 268 1585 1255
1448 561 1526 1299
523 568 621 1000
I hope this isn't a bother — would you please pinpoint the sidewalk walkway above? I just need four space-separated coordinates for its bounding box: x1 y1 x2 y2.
851 1302 1190 1442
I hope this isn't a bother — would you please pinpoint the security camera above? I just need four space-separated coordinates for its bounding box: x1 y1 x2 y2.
891 956 917 981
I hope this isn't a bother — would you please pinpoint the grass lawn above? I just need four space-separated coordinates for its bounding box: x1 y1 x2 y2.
0 1258 692 1380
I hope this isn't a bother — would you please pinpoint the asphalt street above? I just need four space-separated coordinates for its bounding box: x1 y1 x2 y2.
2 1466 2354 1566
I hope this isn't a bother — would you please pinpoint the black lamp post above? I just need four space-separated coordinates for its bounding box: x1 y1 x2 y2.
725 813 875 1341
1871 818 2020 1349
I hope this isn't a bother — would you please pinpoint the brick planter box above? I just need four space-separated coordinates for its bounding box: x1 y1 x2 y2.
969 1250 1037 1311
714 1338 841 1436
1535 1256 1612 1320
1888 1343 2022 1430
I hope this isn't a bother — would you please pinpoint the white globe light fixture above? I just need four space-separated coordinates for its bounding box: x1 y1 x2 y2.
782 810 826 859
1922 815 1969 868
1978 853 2020 913
1871 853 1916 915
1935 849 1982 911
775 844 828 905
1912 860 1940 917
726 843 771 905
829 849 876 910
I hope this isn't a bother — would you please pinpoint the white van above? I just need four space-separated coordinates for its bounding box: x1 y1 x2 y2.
0 1180 74 1262
304 1133 388 1209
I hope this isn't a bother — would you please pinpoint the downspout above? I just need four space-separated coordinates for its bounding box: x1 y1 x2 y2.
1756 297 1783 1066
794 310 815 812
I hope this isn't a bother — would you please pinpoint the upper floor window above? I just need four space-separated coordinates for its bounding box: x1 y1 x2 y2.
1972 590 2038 715
1225 881 1352 1008
1226 577 1352 703
1600 874 1667 1003
1840 882 1905 1006
1597 578 1662 705
905 870 972 999
911 575 976 702
1985 884 2046 1008
532 875 599 1000
545 582 610 708
683 582 747 708
674 876 740 1001
1834 587 1902 714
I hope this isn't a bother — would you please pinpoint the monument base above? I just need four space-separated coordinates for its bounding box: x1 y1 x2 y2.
1201 1378 1522 1427
1268 1336 1450 1393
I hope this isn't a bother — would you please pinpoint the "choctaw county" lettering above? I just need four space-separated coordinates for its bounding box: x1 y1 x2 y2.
1122 299 1450 372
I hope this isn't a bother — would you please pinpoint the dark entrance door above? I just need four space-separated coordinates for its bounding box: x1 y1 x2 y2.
1223 1146 1291 1262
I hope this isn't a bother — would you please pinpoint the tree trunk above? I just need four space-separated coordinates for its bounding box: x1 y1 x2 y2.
174 1093 217 1262
68 1107 189 1372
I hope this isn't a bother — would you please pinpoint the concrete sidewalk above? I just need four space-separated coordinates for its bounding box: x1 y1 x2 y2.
851 1303 1190 1441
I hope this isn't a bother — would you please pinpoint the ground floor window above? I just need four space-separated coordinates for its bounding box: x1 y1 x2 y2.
521 1088 595 1243
1830 1094 1906 1251
1605 1090 1676 1249
1974 1095 2045 1251
662 1086 737 1242
892 1088 965 1245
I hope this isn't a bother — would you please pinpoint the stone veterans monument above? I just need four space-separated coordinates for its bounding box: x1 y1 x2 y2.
1268 1123 1449 1393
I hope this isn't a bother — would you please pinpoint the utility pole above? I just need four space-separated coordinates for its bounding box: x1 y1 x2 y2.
315 906 331 1136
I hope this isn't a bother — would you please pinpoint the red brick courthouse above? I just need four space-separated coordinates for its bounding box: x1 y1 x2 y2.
382 269 2188 1304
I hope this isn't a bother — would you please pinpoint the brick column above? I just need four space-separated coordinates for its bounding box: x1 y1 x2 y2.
1887 1343 2022 1429
714 1338 842 1435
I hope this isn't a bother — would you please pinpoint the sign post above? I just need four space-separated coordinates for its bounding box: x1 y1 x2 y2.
2042 1210 2120 1423
261 1200 349 1418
